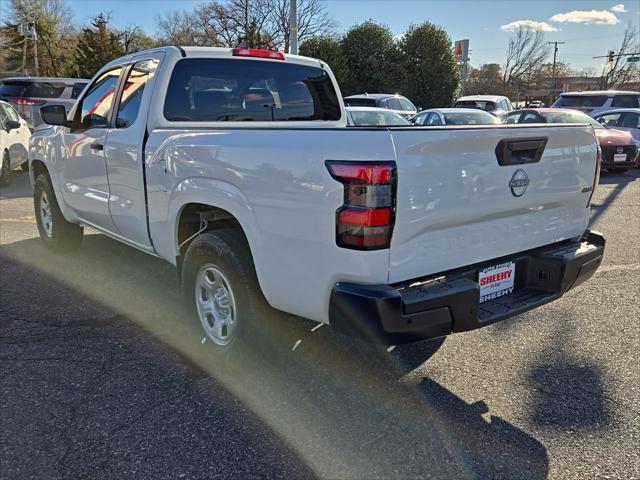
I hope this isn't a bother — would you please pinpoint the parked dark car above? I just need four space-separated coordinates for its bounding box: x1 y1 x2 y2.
343 93 417 119
504 108 639 173
0 77 89 129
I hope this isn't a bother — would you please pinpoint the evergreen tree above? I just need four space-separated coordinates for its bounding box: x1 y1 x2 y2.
74 14 125 78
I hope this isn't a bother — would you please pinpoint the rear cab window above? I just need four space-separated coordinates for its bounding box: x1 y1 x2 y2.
164 58 341 122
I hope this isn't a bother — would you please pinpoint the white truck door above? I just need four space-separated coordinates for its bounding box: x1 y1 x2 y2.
104 55 162 251
60 67 123 232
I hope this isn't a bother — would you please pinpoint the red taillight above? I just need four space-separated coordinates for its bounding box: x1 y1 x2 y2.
339 207 391 227
9 98 45 106
232 48 285 60
326 161 397 250
328 164 393 184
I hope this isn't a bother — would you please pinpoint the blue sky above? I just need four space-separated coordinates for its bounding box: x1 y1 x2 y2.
66 0 639 71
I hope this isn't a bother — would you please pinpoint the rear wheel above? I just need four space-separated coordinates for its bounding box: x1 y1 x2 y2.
182 230 272 357
0 151 11 187
34 173 83 252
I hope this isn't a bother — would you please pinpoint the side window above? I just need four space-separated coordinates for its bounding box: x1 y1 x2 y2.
521 112 540 123
116 60 159 129
71 82 88 99
2 103 20 122
505 112 521 124
378 99 388 109
611 95 639 108
78 68 123 129
414 113 429 125
598 112 623 127
387 97 402 110
621 113 640 129
427 113 443 125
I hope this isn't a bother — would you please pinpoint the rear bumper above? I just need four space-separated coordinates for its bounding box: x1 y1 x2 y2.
329 230 605 345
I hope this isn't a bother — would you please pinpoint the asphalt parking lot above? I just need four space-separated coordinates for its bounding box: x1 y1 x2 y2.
1 168 639 480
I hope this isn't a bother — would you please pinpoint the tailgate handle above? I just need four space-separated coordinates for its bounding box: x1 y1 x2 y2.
495 137 547 166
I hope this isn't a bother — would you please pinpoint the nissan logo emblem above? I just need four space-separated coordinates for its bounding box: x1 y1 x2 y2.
617 146 624 154
509 169 529 197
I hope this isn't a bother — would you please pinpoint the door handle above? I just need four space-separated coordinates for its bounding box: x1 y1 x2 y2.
90 143 104 151
495 137 547 166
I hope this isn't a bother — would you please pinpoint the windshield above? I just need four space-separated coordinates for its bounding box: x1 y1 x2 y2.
454 100 497 112
348 109 410 126
541 111 603 128
0 80 66 98
554 95 608 107
443 111 499 125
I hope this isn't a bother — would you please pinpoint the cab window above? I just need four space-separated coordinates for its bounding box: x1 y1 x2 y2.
164 58 340 122
116 60 159 129
78 68 123 129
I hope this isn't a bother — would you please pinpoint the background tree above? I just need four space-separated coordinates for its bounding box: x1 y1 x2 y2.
1 0 77 77
299 35 347 88
501 26 550 98
117 25 156 54
398 21 460 108
340 21 397 95
598 24 640 89
269 0 336 52
465 63 506 96
73 14 125 78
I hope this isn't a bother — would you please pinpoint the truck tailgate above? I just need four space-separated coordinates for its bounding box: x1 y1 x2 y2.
388 125 598 283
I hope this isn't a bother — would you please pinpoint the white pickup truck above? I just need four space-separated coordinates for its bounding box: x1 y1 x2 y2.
29 46 605 350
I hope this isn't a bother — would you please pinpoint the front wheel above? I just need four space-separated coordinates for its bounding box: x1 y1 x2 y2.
182 229 272 355
34 173 83 252
0 151 11 187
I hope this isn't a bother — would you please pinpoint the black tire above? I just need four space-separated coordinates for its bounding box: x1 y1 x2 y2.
181 229 273 357
34 173 83 252
0 150 11 187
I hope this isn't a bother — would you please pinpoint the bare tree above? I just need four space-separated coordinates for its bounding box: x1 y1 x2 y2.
598 24 640 89
155 9 207 46
269 0 336 52
502 27 550 95
155 0 335 50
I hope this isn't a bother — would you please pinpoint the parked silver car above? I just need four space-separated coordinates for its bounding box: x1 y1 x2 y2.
0 77 89 130
343 93 417 119
453 95 514 118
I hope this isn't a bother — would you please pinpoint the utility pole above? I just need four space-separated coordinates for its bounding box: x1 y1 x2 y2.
548 41 565 105
30 22 39 76
289 0 298 54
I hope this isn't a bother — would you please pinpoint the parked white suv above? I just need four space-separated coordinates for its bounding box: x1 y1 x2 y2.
454 95 514 118
29 46 605 353
551 90 640 116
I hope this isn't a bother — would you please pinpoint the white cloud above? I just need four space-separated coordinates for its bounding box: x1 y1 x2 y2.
500 20 559 32
610 4 626 12
550 10 621 25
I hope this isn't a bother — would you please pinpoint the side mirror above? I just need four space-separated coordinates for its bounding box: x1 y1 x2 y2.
5 120 20 131
40 105 70 127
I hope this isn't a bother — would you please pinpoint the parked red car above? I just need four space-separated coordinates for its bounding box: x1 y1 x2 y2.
505 108 639 173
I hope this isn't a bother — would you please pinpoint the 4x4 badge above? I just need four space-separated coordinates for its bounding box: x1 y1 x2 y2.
509 169 529 197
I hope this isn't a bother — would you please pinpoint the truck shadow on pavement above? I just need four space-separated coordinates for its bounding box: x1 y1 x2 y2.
0 234 549 479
